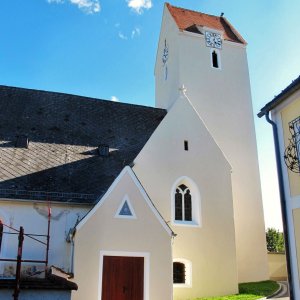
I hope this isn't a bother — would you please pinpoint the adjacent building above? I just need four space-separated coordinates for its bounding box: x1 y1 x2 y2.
258 75 300 300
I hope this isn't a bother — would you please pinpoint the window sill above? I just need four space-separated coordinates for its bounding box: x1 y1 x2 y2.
173 283 192 288
172 220 200 227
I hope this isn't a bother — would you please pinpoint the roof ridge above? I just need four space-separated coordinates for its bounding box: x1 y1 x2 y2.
166 2 220 20
165 2 246 45
0 84 165 112
221 17 247 45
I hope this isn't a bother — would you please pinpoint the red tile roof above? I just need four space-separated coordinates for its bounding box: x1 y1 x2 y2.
166 3 246 45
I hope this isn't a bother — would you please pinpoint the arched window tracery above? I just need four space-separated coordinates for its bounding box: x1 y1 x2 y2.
172 177 201 227
175 184 192 221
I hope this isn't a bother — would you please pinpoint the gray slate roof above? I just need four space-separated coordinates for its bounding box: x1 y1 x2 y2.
0 86 166 204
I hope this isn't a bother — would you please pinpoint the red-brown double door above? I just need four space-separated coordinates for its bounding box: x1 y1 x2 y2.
101 256 144 300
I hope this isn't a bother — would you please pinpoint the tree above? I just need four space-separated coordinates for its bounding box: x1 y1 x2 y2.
266 227 285 252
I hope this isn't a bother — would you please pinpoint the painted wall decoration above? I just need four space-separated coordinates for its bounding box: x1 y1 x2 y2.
284 116 300 173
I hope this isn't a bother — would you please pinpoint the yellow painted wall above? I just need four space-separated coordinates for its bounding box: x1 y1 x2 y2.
267 253 287 281
293 208 300 282
281 94 300 197
72 170 173 300
273 87 300 299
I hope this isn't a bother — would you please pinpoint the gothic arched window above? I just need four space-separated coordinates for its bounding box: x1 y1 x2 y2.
175 184 192 221
172 177 201 227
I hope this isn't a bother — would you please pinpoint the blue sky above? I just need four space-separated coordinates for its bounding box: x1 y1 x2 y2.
1 0 300 230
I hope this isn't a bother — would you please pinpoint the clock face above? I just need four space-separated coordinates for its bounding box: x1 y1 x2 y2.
205 31 222 49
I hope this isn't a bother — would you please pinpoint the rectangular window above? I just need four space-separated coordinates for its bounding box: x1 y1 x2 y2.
184 140 188 151
210 49 221 70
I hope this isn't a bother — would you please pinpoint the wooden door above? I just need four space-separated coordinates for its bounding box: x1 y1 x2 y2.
101 256 144 300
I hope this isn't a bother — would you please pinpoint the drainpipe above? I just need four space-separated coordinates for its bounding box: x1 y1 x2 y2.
67 227 76 278
264 111 294 300
70 234 75 278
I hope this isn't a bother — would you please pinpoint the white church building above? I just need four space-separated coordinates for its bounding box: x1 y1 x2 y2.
0 3 268 300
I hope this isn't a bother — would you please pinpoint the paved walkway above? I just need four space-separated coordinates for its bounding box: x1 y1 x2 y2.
267 281 289 299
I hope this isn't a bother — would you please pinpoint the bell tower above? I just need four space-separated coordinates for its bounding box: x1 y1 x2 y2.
155 3 269 283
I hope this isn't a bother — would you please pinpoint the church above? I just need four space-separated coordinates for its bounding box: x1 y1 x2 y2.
0 3 268 300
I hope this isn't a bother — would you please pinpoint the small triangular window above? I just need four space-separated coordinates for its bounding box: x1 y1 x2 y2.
115 196 136 219
119 201 132 216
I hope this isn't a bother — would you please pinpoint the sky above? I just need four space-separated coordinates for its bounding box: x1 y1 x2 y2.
1 0 300 231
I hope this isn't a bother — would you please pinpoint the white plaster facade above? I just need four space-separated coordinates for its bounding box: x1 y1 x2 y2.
0 200 89 277
133 90 238 298
154 3 268 283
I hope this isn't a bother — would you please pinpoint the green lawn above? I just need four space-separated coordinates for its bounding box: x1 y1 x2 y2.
195 280 279 300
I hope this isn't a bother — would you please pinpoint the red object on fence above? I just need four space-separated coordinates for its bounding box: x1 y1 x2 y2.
0 220 3 253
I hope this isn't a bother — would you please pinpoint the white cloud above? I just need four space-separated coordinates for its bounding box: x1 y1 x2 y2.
111 96 120 102
47 0 100 14
131 27 141 39
118 32 128 40
127 0 152 14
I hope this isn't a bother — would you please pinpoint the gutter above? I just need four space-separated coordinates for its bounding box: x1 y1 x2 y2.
70 230 75 278
258 75 300 118
258 111 294 300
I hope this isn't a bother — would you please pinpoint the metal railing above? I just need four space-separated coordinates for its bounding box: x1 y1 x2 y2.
0 205 51 300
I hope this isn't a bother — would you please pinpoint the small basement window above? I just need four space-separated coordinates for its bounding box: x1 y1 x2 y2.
173 262 185 284
173 259 192 287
